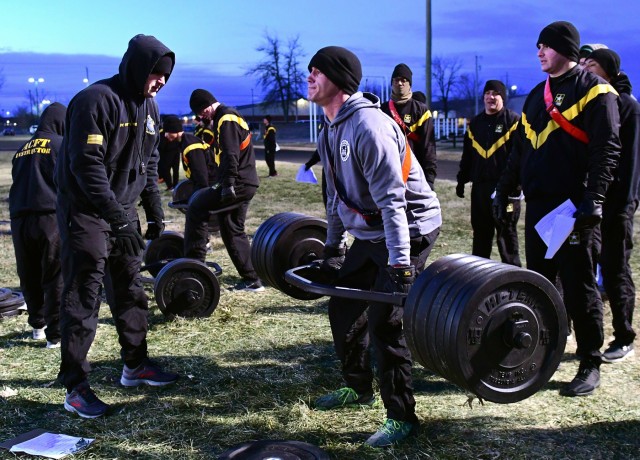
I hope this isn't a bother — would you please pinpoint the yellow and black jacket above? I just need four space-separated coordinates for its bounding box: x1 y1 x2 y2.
210 105 259 189
381 98 437 188
194 121 215 147
263 123 277 151
457 107 520 188
178 132 217 191
498 66 620 204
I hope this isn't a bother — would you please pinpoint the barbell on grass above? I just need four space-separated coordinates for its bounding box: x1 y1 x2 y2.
251 212 568 404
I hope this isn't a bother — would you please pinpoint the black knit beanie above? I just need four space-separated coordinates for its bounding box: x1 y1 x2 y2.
537 21 580 62
587 49 620 79
483 80 507 100
189 89 217 114
308 46 362 95
163 115 183 133
392 63 413 86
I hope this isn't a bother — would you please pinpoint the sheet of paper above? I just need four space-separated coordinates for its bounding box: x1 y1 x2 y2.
295 164 318 184
534 199 576 259
9 433 94 459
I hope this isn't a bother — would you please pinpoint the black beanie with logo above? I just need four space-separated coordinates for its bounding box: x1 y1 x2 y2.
308 46 362 95
392 63 413 86
483 80 507 100
537 21 580 62
588 49 620 79
162 115 183 133
189 89 217 114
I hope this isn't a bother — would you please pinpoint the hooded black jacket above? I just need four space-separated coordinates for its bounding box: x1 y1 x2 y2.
56 34 175 222
607 72 640 212
497 66 620 204
10 102 66 218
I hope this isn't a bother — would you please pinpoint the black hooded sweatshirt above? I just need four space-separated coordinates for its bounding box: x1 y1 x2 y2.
10 102 66 218
56 34 174 222
607 72 640 213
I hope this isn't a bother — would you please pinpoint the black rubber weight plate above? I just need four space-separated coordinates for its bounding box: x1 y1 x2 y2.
217 440 330 460
0 287 12 302
0 308 23 319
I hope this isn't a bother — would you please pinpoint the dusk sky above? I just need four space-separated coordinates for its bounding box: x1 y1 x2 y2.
1 1 638 116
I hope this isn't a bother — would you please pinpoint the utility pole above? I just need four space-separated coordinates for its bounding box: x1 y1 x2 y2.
425 0 432 109
474 56 481 115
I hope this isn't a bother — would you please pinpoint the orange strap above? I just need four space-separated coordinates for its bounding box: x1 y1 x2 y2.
239 133 251 150
401 142 412 183
544 76 589 144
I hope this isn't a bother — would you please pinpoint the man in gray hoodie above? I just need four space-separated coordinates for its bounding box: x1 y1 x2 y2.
306 46 442 447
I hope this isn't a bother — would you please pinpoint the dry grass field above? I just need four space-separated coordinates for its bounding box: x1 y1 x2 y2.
0 148 639 459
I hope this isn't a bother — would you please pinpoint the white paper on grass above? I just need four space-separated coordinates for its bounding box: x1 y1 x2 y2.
295 164 318 184
534 199 576 259
9 433 94 459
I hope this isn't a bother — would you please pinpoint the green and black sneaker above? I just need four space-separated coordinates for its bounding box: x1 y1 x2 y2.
365 418 416 448
313 387 376 410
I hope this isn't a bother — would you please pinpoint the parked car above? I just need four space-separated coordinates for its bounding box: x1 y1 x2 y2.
2 128 15 136
29 125 38 134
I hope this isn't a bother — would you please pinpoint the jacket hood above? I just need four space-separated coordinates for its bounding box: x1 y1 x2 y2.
332 92 380 125
611 71 632 95
36 102 66 136
118 34 175 97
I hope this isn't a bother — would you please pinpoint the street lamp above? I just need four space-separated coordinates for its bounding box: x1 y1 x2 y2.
28 77 45 117
510 85 518 96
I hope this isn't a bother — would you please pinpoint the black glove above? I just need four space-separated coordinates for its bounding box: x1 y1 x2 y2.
319 246 346 278
505 196 522 224
492 192 508 225
304 161 313 171
456 182 465 198
220 185 236 205
573 193 604 230
144 221 165 240
109 214 146 257
387 265 416 295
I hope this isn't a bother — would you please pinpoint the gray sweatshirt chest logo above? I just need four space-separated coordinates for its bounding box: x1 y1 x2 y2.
340 139 350 162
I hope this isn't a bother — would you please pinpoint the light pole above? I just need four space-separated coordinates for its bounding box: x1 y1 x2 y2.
28 77 45 117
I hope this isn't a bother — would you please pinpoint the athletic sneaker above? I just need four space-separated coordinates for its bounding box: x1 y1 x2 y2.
32 328 46 340
120 360 179 387
560 363 600 397
64 382 109 418
602 342 635 363
46 341 61 349
365 418 416 447
313 387 376 410
233 279 265 292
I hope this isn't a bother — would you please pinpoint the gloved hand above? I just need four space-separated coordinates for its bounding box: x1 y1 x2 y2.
319 245 346 278
220 185 236 205
109 215 146 257
505 196 522 224
456 183 465 198
573 193 604 229
492 193 508 226
304 161 313 171
144 221 165 240
386 265 416 295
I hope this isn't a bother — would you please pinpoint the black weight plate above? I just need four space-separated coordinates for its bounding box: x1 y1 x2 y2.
217 440 330 460
0 287 12 302
253 213 295 288
143 231 185 277
154 258 220 318
0 291 25 310
0 308 23 319
172 179 195 204
453 266 566 403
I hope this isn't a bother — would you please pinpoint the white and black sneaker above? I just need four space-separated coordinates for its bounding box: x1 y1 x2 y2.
602 342 635 363
233 279 265 292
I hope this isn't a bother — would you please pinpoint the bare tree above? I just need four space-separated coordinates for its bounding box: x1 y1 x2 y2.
247 33 306 122
455 72 480 118
432 56 463 119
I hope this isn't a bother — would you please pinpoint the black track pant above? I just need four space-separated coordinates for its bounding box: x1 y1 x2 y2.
264 147 277 176
57 208 149 391
328 228 439 423
600 201 637 345
524 200 604 366
184 185 259 282
470 181 521 266
11 213 62 342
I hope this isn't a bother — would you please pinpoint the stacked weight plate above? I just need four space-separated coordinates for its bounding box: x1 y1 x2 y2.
0 288 25 319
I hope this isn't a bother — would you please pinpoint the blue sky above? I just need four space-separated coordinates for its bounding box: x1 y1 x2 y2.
1 0 638 116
